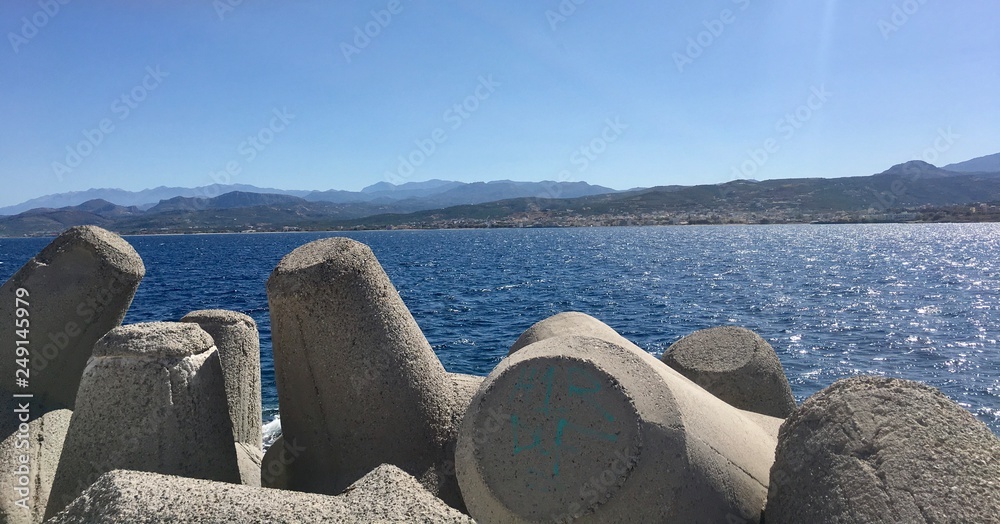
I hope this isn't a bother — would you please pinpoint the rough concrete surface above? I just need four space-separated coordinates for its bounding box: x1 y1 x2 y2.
766 376 1000 524
259 435 293 490
44 322 240 519
181 309 263 450
458 335 778 523
0 395 71 524
508 311 634 355
0 225 145 410
510 312 787 438
662 326 796 418
265 237 471 509
234 442 263 488
45 465 475 523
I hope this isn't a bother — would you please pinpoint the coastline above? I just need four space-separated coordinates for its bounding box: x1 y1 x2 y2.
3 216 1000 239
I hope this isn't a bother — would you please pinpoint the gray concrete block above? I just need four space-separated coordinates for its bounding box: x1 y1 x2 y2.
44 322 241 519
663 326 796 418
0 226 144 410
509 311 633 355
265 237 471 509
260 435 296 490
0 395 70 524
45 465 475 523
457 335 778 523
510 313 785 439
181 309 263 450
234 442 263 488
766 376 1000 523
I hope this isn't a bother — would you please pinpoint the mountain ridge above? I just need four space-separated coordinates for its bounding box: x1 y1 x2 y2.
2 161 999 236
943 152 1000 173
0 179 618 215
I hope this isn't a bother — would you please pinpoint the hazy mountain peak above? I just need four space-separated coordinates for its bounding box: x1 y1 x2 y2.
943 152 1000 173
877 160 952 178
360 179 459 193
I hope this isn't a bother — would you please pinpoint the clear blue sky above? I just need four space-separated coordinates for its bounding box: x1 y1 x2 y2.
1 1 997 207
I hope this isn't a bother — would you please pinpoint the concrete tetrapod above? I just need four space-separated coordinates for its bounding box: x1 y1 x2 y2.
0 225 145 409
510 312 786 440
46 465 475 523
181 309 263 486
0 226 143 523
44 322 241 519
508 311 634 355
662 326 796 418
266 237 476 509
457 335 778 523
0 395 70 524
765 376 1000 523
259 375 484 491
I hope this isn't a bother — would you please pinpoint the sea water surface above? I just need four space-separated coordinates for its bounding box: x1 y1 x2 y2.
2 224 998 439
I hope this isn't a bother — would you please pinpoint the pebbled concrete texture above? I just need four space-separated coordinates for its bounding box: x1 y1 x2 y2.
662 325 797 418
181 310 263 451
0 225 145 410
457 335 778 523
510 312 786 439
234 442 263 487
45 465 475 523
765 376 1000 524
259 435 294 490
44 322 241 519
509 311 634 355
0 395 71 524
265 237 475 509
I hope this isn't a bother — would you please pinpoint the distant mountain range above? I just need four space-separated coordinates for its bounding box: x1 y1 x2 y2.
0 179 615 216
0 184 312 215
943 152 1000 173
0 180 618 236
2 158 999 236
323 160 1000 228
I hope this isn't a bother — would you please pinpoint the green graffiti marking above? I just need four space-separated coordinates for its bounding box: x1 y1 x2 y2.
509 364 620 480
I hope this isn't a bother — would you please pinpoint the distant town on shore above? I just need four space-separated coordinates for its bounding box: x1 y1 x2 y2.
2 155 1000 237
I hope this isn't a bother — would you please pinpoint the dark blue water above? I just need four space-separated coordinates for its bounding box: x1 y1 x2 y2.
2 224 998 437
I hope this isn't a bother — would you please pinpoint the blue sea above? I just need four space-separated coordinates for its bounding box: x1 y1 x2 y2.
2 224 998 439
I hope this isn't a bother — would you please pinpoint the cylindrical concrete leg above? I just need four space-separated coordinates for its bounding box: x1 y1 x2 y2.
0 226 145 410
458 335 777 523
0 397 71 524
266 237 464 508
44 322 240 518
509 311 633 355
766 376 1000 523
180 310 262 450
662 326 796 418
512 313 787 438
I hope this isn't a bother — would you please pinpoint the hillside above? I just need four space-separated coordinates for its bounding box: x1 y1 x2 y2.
944 153 1000 173
0 180 618 216
2 162 999 236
